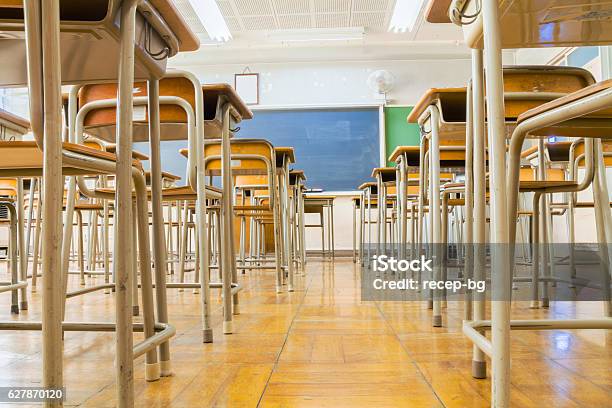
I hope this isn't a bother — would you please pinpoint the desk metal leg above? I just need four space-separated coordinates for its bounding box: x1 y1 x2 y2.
593 140 612 317
428 106 442 328
147 79 172 368
330 201 335 258
26 0 66 404
32 179 42 292
471 48 487 379
482 0 511 405
114 1 140 404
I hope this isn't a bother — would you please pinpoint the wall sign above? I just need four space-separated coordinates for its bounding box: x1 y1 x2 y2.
234 73 259 105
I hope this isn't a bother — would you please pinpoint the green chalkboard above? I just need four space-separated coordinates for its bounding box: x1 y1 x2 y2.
385 106 420 166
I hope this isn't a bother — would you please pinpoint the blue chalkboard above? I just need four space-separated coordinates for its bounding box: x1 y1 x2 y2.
237 108 380 191
133 140 189 184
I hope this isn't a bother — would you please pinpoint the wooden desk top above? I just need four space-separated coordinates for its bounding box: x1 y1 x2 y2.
203 84 253 121
407 87 467 124
0 0 198 52
149 0 199 52
457 0 612 49
275 147 296 165
547 142 573 162
408 67 596 129
389 145 468 167
389 146 420 163
358 182 377 191
371 167 397 179
0 107 30 130
425 0 452 23
518 80 612 123
289 170 306 184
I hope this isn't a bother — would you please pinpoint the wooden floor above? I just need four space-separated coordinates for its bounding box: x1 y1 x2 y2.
0 258 610 407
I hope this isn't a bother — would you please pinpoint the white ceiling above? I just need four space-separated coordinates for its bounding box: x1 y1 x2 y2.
175 0 397 35
170 0 471 65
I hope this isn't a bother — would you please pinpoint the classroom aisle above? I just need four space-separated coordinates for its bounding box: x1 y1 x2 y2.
0 259 609 407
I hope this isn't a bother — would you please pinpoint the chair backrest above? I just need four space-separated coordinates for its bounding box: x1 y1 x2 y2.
204 139 276 178
574 140 612 167
0 178 17 197
80 77 197 129
519 166 566 182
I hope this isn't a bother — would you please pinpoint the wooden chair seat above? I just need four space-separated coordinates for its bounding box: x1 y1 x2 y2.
519 180 577 192
105 144 149 161
574 202 612 208
0 141 142 175
233 205 271 212
73 202 104 211
95 185 222 201
144 171 181 183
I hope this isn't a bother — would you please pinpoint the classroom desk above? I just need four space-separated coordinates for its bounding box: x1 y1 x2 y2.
275 147 296 290
0 0 197 403
144 170 181 187
405 87 469 326
289 170 307 268
303 195 336 258
0 0 198 87
371 167 397 255
433 0 612 404
79 76 253 337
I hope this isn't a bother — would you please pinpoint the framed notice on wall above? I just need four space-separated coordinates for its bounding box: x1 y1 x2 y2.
234 73 259 105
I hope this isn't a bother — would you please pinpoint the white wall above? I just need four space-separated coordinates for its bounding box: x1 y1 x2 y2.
170 58 473 251
170 58 472 107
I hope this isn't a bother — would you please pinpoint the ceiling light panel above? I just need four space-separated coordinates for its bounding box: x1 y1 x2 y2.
174 0 398 34
388 0 426 33
185 0 232 41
